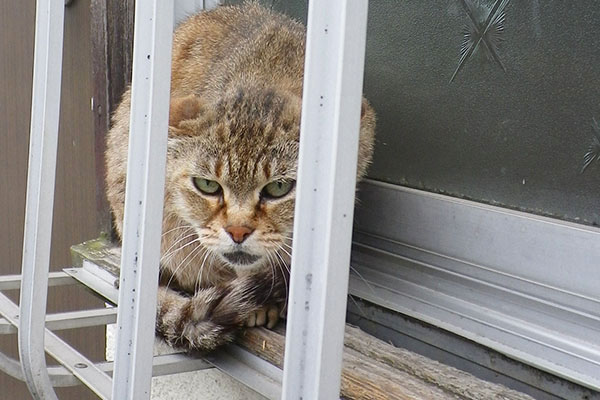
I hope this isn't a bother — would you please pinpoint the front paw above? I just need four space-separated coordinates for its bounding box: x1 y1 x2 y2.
245 305 280 329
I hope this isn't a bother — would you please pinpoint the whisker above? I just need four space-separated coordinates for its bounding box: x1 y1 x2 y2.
273 248 291 274
276 240 293 251
195 249 213 293
161 224 194 237
161 232 198 263
176 242 206 284
348 294 369 319
164 239 201 290
161 233 204 261
278 263 289 311
271 250 289 311
263 250 277 303
275 243 292 259
349 264 376 295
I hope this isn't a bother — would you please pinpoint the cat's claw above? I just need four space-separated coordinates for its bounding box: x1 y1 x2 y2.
246 305 279 329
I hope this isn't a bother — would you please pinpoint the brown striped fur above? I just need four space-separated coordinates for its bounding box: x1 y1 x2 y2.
105 2 375 351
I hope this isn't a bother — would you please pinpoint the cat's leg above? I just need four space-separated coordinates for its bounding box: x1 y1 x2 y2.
156 286 235 351
237 266 287 329
156 268 288 351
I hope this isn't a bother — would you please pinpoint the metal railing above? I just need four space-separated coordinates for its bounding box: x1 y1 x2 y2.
0 0 370 398
282 1 368 398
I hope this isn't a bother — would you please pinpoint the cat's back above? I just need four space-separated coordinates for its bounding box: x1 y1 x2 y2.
171 3 306 99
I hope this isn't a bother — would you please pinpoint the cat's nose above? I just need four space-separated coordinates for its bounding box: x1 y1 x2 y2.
225 225 254 244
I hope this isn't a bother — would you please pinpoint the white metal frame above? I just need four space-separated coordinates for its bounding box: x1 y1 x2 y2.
18 0 66 398
0 273 213 390
111 0 174 398
282 0 369 399
1 0 372 398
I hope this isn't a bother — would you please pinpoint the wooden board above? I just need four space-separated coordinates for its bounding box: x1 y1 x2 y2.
90 0 136 236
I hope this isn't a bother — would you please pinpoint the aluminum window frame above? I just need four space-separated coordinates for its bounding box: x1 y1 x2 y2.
349 179 600 391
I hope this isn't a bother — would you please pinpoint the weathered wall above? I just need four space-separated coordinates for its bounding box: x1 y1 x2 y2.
0 1 105 398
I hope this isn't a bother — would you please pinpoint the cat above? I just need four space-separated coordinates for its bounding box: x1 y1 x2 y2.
105 2 375 351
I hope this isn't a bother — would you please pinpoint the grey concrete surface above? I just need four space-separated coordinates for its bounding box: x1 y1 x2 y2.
106 324 267 400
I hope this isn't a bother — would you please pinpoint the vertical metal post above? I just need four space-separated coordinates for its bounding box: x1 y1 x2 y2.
18 0 65 398
111 0 174 399
282 1 369 399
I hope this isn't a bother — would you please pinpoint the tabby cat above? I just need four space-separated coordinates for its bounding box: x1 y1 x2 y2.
106 2 375 351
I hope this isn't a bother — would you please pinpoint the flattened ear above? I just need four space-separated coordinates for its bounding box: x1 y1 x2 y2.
360 98 371 120
169 95 205 128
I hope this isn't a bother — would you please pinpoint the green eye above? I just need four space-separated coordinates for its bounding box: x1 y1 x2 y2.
193 177 222 195
262 180 294 199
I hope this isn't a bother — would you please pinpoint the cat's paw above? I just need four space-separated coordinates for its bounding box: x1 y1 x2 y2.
245 305 280 329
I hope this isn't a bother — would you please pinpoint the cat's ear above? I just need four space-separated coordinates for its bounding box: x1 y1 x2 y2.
169 95 205 133
360 98 373 121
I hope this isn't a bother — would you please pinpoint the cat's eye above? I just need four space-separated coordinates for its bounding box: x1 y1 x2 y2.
261 180 294 199
193 177 222 195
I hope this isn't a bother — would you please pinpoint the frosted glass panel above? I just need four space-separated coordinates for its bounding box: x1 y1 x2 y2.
363 1 600 226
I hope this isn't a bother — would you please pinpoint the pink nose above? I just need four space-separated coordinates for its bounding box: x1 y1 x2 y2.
225 226 254 244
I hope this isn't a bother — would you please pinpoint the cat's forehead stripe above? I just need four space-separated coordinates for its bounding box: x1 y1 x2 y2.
251 155 262 178
263 163 271 179
214 158 223 178
215 124 226 142
227 157 233 179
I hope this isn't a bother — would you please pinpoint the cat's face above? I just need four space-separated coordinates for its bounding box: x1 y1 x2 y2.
165 89 301 273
